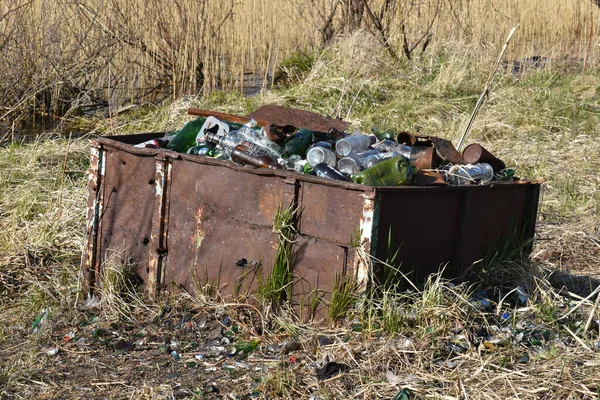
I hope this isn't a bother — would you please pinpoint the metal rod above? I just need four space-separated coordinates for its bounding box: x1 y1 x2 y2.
456 24 520 152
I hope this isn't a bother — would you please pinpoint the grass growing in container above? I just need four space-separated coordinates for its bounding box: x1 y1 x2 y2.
327 272 359 323
258 204 297 307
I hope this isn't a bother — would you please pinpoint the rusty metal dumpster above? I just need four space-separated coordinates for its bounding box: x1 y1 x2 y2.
82 131 542 311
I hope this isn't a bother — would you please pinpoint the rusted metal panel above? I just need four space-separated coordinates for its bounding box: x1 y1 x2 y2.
291 237 351 320
374 187 462 283
248 104 350 133
96 148 157 288
163 157 297 296
373 183 541 283
297 180 371 245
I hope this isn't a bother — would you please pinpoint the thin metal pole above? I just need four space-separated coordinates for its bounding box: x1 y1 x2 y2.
456 24 520 152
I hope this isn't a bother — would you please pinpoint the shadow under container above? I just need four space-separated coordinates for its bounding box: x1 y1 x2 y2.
82 133 542 314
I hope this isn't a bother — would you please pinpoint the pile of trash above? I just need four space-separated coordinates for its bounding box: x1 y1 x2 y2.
134 112 514 186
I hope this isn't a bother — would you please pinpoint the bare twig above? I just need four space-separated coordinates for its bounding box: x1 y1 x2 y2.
360 0 399 61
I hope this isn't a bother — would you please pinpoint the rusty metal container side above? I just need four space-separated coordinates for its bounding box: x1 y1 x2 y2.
82 135 370 308
164 155 295 295
82 134 542 306
372 181 541 283
82 134 171 296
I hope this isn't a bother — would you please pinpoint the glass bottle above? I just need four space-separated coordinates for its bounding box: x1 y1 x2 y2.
205 131 242 156
362 151 399 169
231 145 282 170
166 117 207 153
281 129 313 159
337 149 380 175
313 163 351 182
446 163 494 185
280 155 308 173
335 134 377 156
187 145 216 157
236 119 282 158
352 156 416 186
371 139 411 159
306 142 337 167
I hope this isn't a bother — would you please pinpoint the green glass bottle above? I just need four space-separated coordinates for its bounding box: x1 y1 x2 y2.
281 128 313 159
371 126 395 141
352 156 416 186
166 117 207 153
187 145 216 157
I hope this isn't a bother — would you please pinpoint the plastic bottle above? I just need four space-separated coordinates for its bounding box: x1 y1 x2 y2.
166 117 207 153
306 142 337 167
313 163 351 182
335 134 377 156
371 139 411 159
281 129 313 159
337 149 380 175
446 163 494 185
352 156 416 186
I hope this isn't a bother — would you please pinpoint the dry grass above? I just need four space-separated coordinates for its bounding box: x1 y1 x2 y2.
1 0 600 126
1 33 600 398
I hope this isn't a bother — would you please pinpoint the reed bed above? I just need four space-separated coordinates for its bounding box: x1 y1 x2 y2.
1 0 599 125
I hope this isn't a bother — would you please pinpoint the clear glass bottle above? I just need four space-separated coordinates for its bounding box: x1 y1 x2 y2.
335 134 377 157
280 155 308 173
236 119 282 158
362 151 399 169
205 131 242 157
446 163 494 185
371 139 411 159
337 149 380 175
307 143 337 167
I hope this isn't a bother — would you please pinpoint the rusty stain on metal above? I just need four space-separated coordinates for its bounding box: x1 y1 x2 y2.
410 146 442 170
248 104 350 133
427 136 465 165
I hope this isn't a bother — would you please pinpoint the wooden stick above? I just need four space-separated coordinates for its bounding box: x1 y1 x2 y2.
456 24 520 151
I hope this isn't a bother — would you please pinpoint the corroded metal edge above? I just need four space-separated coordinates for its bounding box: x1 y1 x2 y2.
81 140 106 297
147 155 172 299
353 191 379 293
